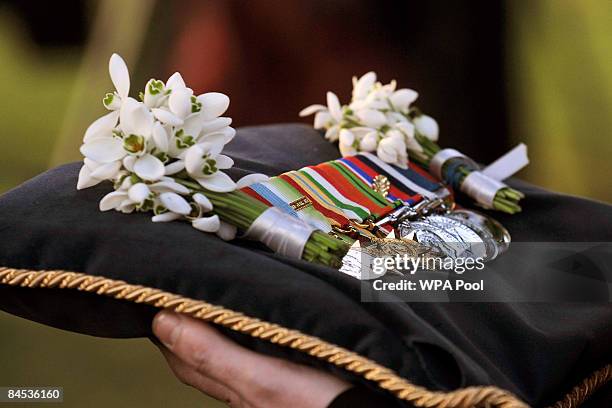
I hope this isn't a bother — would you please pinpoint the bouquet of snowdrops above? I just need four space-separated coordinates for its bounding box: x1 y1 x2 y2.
300 72 524 213
77 54 348 267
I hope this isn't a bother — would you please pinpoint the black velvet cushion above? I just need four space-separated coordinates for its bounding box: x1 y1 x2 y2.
0 124 611 407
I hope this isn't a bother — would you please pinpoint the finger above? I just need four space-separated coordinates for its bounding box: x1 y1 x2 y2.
158 345 240 405
153 311 350 407
153 311 259 387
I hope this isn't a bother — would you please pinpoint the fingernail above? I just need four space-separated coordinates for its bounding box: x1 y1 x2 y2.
153 311 181 349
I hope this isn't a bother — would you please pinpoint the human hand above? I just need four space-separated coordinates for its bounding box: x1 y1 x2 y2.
153 311 351 408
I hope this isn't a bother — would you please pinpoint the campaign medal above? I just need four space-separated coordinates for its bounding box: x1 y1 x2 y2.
388 199 510 261
241 153 512 278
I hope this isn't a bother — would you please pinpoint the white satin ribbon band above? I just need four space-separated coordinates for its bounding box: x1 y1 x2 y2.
481 143 529 181
429 144 529 208
429 149 476 181
461 171 506 208
244 207 316 259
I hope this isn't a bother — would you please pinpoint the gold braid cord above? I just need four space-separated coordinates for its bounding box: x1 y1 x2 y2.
0 267 607 408
550 365 611 408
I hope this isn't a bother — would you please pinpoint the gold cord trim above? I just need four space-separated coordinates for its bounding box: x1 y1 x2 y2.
0 267 607 408
550 364 611 408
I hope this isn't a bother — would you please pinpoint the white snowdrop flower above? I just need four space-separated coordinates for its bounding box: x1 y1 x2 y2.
164 160 186 175
355 108 387 129
99 190 133 212
169 86 193 120
413 114 439 141
184 143 236 192
81 97 165 181
192 215 221 232
200 117 232 134
216 221 237 241
389 88 418 112
103 53 130 110
351 72 377 101
151 122 170 153
359 131 379 152
79 53 251 241
300 70 443 166
198 126 235 146
377 135 408 169
83 111 120 142
149 178 190 194
338 128 358 157
338 128 355 147
128 182 151 203
339 142 358 157
394 121 415 139
152 108 184 127
197 92 230 121
326 92 343 123
165 72 186 91
151 212 182 223
159 192 191 215
385 111 408 125
298 104 327 117
313 111 333 130
193 193 214 212
143 78 168 109
77 159 122 190
325 125 341 142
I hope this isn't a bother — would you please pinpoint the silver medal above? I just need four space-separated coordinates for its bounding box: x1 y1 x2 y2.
396 208 510 261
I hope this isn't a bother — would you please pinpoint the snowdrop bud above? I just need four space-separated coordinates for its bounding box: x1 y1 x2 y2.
169 87 193 119
197 92 230 120
326 92 342 122
359 131 378 152
377 137 408 168
389 89 418 111
151 212 181 222
166 72 186 90
313 111 332 129
352 72 377 101
385 129 405 142
193 193 214 212
395 121 415 138
152 122 169 152
159 192 191 215
77 165 98 190
339 129 355 146
192 215 221 232
324 125 340 142
144 79 166 108
128 183 151 203
356 109 387 128
103 92 122 110
339 142 357 157
99 191 129 212
216 221 237 241
413 114 439 141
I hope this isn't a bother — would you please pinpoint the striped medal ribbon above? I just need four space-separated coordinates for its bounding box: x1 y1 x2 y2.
241 153 449 238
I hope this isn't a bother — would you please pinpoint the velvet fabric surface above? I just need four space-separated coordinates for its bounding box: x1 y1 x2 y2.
0 124 610 407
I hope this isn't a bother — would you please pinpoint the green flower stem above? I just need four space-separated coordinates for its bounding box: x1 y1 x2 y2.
174 177 349 267
412 134 524 214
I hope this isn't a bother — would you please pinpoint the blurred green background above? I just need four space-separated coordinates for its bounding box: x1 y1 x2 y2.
0 1 610 407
